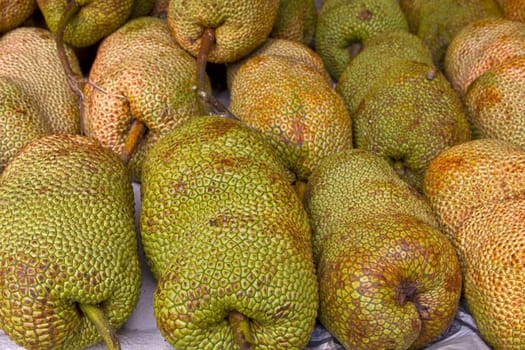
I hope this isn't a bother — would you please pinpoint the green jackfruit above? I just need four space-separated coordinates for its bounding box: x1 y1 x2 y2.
399 0 502 69
0 134 141 350
336 30 434 115
315 0 409 80
141 115 318 349
271 0 318 46
0 0 36 33
36 0 134 47
167 0 280 63
83 17 207 182
305 148 462 350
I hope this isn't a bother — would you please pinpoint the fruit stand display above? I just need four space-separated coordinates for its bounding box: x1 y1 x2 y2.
1 0 524 349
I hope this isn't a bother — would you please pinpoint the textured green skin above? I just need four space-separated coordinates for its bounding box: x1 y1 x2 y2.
0 77 50 171
318 214 462 350
271 0 318 46
130 0 155 17
36 0 134 47
337 45 471 191
229 44 353 181
336 30 434 115
83 17 206 182
167 0 280 63
315 0 409 80
399 0 502 70
0 0 36 33
304 148 438 261
141 116 318 349
0 27 81 172
0 134 141 350
304 149 461 350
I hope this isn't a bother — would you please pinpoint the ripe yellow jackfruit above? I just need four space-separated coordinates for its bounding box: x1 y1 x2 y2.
83 17 206 182
465 56 525 148
229 39 353 181
0 0 36 33
0 27 81 171
444 18 525 96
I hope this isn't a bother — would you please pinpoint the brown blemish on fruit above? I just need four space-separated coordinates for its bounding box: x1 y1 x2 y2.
474 86 502 116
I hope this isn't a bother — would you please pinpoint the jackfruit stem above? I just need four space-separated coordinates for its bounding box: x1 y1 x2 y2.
78 303 121 350
197 28 215 91
192 86 240 121
56 0 86 135
228 311 254 350
120 119 147 165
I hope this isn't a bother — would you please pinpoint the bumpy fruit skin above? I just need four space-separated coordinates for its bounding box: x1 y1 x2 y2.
167 0 280 63
305 149 461 350
336 30 434 114
444 18 525 96
83 17 206 182
423 138 525 244
0 77 50 171
0 134 141 350
496 0 525 21
339 57 471 191
141 116 318 349
130 0 155 17
0 27 81 171
229 40 353 181
465 56 525 147
0 0 36 33
271 0 318 46
456 199 525 350
36 0 134 47
304 148 438 261
315 0 409 80
399 0 502 70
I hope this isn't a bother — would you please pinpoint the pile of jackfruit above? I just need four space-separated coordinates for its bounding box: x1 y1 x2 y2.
0 1 524 349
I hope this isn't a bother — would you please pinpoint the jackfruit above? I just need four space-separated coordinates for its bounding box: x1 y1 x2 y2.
304 148 461 350
229 38 353 181
465 56 525 148
140 115 318 349
167 0 280 63
0 0 36 33
36 0 134 47
444 18 525 97
424 139 525 349
0 27 81 171
315 0 409 80
0 134 141 350
336 30 434 115
399 0 502 69
423 138 525 246
271 0 318 46
496 0 525 21
336 33 471 191
83 17 207 182
455 198 525 349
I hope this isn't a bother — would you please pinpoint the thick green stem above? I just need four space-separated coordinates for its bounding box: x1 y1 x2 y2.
120 118 147 165
196 28 216 115
56 0 86 134
228 311 254 350
78 303 120 350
